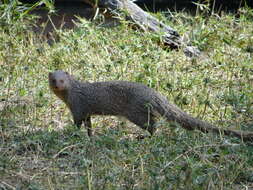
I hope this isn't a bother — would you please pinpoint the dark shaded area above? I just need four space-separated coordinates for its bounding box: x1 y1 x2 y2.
17 0 253 39
20 0 253 13
30 2 94 38
135 0 253 12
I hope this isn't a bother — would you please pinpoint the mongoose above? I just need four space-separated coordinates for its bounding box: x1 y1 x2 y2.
49 70 253 141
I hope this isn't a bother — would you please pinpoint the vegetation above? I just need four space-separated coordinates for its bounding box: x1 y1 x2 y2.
1 1 253 189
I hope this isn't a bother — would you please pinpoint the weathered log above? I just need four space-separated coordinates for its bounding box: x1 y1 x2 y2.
85 0 200 57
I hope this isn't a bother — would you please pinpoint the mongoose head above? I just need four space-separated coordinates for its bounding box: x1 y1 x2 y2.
48 70 71 93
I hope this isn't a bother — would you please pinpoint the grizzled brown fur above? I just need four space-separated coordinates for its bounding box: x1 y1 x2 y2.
49 70 253 141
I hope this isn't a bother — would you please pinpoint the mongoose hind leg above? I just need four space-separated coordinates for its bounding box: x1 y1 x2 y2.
127 113 156 135
83 116 92 137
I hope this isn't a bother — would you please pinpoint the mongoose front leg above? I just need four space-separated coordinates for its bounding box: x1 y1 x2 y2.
71 106 86 129
72 109 83 129
84 116 92 137
74 117 83 128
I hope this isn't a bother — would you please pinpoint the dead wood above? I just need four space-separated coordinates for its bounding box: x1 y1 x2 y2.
85 0 200 57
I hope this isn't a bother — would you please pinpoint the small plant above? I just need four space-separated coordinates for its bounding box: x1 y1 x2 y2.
0 0 54 23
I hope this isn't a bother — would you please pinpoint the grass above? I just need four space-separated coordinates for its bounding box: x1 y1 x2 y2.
1 2 253 189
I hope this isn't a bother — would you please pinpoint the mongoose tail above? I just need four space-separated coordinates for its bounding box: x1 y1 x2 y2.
159 102 253 142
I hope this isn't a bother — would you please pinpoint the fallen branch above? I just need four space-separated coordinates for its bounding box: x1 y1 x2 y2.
86 0 200 57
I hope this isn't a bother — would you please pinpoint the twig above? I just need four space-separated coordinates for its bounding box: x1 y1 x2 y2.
57 171 83 175
52 143 80 159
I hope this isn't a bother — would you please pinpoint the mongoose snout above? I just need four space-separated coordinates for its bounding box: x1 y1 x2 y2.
49 71 70 92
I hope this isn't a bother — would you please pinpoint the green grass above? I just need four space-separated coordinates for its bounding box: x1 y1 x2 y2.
1 3 253 189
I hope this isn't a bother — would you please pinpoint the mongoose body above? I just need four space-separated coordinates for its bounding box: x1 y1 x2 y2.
49 70 253 141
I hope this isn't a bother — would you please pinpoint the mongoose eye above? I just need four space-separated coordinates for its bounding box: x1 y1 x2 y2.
60 80 64 84
52 79 56 84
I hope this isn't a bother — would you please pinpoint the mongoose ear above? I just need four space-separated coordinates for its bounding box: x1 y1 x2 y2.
49 72 52 78
64 71 69 75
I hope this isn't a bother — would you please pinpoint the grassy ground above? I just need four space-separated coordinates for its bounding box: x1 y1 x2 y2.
1 3 253 189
